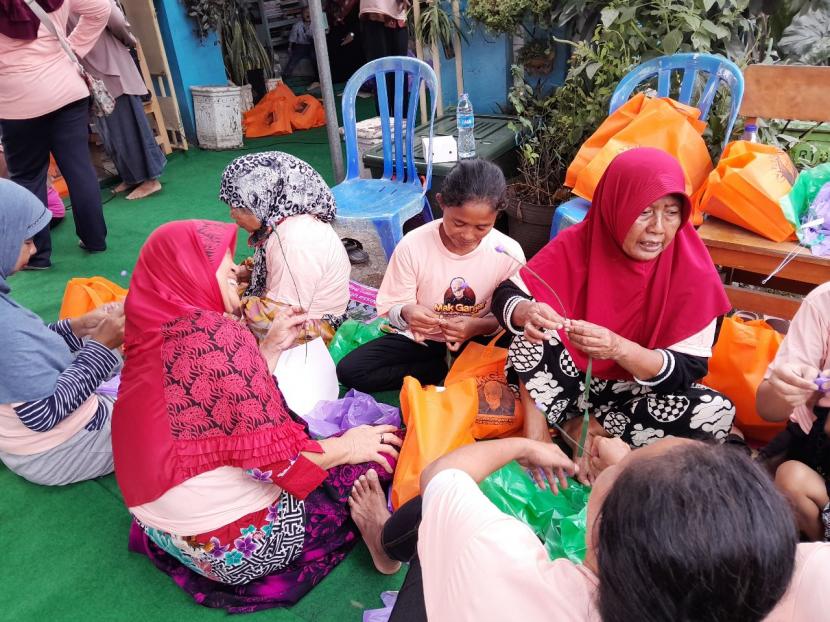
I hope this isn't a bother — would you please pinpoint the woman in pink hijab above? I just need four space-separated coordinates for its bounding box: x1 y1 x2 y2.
492 148 735 483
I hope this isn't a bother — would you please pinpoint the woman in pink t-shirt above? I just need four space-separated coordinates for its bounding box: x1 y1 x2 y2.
348 433 828 622
0 0 111 267
758 282 830 541
336 158 526 393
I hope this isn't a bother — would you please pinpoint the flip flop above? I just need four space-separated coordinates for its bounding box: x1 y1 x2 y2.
341 237 369 265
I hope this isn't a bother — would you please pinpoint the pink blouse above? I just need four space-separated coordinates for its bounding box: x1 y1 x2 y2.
0 0 110 120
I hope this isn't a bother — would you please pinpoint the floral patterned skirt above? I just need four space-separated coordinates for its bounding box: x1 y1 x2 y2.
509 332 736 447
128 462 392 613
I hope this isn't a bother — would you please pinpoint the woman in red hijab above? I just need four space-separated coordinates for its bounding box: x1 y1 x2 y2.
492 148 735 483
113 220 402 612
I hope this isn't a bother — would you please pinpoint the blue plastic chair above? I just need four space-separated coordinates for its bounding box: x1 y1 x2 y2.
550 53 745 239
332 56 438 259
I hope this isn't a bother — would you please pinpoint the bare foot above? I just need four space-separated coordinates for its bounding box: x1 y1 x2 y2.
348 469 401 575
125 179 162 200
112 181 133 194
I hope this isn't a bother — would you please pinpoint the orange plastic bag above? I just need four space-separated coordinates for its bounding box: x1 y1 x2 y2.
694 141 797 242
444 333 524 439
390 376 477 509
243 83 296 138
565 93 713 201
59 276 128 320
702 316 785 444
291 95 326 131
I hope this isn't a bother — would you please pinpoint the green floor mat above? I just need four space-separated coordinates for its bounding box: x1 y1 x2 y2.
2 95 406 620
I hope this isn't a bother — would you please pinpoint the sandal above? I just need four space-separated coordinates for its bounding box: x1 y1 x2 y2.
341 237 369 265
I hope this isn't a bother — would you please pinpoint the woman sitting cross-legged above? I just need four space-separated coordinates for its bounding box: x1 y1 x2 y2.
356 435 829 622
113 220 402 612
757 281 830 541
337 158 525 393
219 152 351 345
492 148 735 483
0 179 123 485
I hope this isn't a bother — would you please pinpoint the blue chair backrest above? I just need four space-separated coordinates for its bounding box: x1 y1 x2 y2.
609 53 744 150
341 56 438 189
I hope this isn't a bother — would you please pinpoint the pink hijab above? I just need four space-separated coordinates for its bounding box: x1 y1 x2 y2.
523 148 730 380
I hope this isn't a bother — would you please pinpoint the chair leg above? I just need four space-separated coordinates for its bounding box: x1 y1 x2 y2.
420 197 434 223
373 216 403 260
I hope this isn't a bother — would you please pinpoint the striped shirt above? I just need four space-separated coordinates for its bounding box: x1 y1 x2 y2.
13 321 120 433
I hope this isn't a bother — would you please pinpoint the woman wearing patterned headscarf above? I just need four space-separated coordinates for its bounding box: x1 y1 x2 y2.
219 152 350 344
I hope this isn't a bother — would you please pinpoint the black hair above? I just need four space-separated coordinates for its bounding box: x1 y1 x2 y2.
439 158 507 211
596 443 797 622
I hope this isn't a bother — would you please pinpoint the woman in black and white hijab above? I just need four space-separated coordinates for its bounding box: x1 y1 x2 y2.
219 152 350 343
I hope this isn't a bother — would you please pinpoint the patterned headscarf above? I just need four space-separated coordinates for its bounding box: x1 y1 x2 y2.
218 152 337 298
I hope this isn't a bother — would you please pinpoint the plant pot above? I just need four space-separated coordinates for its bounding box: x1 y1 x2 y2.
505 185 556 259
191 85 243 150
240 84 254 113
523 51 555 77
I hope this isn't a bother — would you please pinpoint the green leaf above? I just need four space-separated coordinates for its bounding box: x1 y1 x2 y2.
586 62 602 79
600 7 620 29
702 0 716 9
662 29 683 54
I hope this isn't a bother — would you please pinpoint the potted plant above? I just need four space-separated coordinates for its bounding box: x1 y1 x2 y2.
181 0 273 107
220 1 273 108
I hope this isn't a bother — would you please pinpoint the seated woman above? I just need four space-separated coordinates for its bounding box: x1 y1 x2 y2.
113 220 402 612
218 151 350 345
0 179 123 485
360 433 829 621
757 281 830 541
492 148 735 481
337 158 525 393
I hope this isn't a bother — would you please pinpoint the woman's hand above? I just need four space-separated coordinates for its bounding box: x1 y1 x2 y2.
261 306 307 352
768 362 822 409
440 316 476 351
71 303 124 339
518 439 578 494
341 424 403 474
562 415 607 486
512 301 565 344
565 320 625 360
89 312 125 349
401 304 441 341
589 436 631 476
233 262 252 287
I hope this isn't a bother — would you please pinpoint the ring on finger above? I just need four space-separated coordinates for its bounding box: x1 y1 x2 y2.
381 433 385 444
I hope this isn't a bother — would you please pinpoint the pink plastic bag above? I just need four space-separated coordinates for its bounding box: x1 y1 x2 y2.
47 186 65 219
302 389 401 439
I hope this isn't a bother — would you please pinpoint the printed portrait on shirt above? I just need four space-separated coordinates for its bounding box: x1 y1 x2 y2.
478 380 513 416
434 277 486 315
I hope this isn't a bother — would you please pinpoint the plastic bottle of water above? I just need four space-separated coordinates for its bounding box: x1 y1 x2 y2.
741 123 758 143
456 93 476 159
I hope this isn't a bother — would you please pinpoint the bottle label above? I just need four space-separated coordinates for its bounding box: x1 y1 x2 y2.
457 115 474 129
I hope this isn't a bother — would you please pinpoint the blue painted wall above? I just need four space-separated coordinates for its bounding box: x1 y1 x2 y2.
438 20 511 114
154 0 228 142
436 5 569 114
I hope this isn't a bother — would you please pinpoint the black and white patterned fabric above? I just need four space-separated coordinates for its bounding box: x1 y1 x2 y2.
508 332 735 447
138 490 306 585
218 151 337 298
14 337 120 433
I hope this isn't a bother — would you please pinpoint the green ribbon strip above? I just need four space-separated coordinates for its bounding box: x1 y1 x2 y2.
577 357 593 459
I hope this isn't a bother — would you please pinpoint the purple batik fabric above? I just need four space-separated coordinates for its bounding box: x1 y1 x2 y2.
128 457 397 613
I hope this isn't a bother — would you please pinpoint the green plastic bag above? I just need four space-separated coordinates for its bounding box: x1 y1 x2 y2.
780 162 830 249
328 318 388 365
479 460 590 563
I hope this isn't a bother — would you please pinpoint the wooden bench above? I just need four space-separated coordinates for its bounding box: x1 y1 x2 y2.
698 64 830 318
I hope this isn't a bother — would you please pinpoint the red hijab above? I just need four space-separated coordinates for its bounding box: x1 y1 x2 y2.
522 148 730 380
113 220 322 507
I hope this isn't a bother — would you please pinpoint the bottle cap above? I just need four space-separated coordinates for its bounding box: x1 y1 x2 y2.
745 123 757 132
